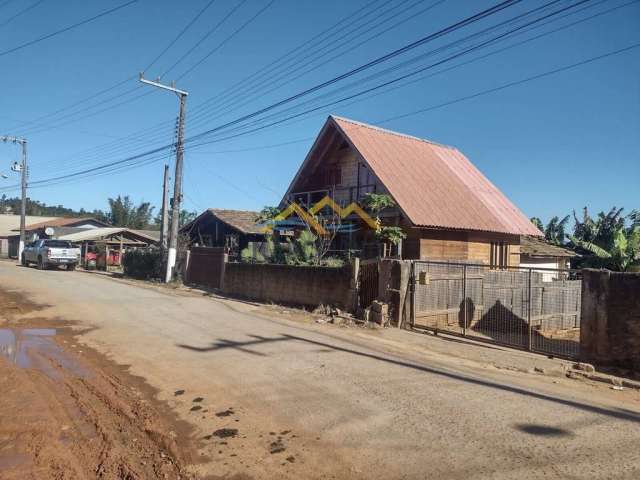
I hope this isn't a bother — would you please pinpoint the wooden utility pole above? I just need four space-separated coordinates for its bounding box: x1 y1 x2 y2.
139 74 188 283
160 164 169 251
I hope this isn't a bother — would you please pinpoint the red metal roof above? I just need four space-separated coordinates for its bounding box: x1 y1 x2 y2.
332 116 542 236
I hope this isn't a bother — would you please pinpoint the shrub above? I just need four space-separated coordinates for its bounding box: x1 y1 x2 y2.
320 256 345 267
123 248 163 280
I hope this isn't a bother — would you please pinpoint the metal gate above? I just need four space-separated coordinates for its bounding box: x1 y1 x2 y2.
410 261 581 359
358 259 379 309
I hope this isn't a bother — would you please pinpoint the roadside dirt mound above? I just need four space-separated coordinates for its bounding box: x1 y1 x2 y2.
0 288 199 480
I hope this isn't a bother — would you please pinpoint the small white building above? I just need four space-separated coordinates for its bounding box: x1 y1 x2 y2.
519 235 577 281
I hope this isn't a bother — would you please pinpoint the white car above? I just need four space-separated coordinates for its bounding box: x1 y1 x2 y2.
22 239 81 270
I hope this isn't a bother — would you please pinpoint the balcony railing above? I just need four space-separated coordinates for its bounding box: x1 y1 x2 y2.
288 184 379 210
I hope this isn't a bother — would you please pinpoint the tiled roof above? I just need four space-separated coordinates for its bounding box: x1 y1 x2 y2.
209 209 262 234
181 209 262 235
331 116 542 236
520 235 576 258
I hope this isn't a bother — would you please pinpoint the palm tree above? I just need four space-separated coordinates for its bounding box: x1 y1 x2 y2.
544 215 570 246
569 206 639 271
530 217 544 232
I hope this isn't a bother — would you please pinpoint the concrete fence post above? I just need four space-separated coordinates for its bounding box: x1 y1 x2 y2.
350 257 360 314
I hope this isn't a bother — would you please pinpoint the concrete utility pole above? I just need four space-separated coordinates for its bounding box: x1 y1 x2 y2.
139 74 188 283
1 136 28 262
160 164 169 251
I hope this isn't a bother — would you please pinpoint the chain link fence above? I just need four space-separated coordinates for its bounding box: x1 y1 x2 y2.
411 260 581 359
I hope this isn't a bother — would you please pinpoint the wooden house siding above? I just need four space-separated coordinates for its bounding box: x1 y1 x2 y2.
403 227 520 266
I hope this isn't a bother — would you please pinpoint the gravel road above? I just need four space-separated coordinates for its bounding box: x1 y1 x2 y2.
1 260 639 479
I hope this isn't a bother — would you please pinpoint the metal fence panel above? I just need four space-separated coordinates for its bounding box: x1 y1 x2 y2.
411 260 581 359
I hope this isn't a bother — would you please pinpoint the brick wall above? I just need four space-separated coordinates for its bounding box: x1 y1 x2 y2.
580 269 640 370
223 262 356 311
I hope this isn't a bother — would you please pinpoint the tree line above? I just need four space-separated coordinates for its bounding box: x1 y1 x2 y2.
531 207 639 271
0 194 197 230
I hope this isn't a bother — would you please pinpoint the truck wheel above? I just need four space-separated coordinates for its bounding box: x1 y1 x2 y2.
37 256 45 270
21 254 27 267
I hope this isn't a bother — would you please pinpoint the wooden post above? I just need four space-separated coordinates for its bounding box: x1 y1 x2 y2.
119 235 124 266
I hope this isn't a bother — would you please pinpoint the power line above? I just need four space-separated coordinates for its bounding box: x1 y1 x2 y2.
0 0 139 58
185 0 440 128
143 0 219 74
3 0 212 134
0 0 46 28
186 0 524 144
207 0 590 139
183 0 391 124
14 0 394 167
5 40 637 193
176 0 277 81
377 42 640 124
160 0 248 78
12 0 630 192
2 0 531 188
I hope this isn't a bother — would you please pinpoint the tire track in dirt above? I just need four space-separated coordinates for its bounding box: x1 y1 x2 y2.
0 287 212 480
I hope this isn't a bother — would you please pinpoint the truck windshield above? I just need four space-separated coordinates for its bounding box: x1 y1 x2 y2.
43 240 74 248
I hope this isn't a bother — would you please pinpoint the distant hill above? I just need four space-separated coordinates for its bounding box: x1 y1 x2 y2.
0 195 109 221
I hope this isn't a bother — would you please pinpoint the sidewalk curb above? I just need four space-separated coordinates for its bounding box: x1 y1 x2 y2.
567 369 640 391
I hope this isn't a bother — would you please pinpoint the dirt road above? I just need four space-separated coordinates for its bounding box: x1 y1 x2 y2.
1 259 639 479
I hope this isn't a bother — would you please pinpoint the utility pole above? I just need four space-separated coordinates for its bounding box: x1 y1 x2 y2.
160 164 169 251
139 74 188 283
1 136 28 262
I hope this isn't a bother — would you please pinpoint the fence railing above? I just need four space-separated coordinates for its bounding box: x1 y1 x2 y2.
410 260 581 359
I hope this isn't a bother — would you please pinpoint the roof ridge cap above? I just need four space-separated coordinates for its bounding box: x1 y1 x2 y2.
331 115 455 150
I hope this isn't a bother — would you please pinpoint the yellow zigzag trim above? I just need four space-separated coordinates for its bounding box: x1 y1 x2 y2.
309 196 378 230
262 195 377 236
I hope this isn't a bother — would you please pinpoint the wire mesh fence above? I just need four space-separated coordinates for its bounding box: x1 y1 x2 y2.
411 260 581 359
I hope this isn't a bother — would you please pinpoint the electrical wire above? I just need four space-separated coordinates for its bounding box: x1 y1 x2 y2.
10 0 631 193
160 0 248 78
143 0 219 74
21 0 397 167
0 0 139 58
3 0 534 186
185 0 442 128
185 0 524 144
0 0 46 28
175 0 279 81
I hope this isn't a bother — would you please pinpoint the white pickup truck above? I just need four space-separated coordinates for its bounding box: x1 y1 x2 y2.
22 239 81 270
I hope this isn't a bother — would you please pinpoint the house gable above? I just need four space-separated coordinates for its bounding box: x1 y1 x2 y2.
284 115 542 237
282 119 390 210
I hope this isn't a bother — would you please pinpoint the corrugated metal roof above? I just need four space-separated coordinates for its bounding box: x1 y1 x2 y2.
57 227 157 243
0 215 60 237
332 116 542 236
22 217 110 231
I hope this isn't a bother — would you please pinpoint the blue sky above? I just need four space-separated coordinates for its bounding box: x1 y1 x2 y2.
0 0 638 224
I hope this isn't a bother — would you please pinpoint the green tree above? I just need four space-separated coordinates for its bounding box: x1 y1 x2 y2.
179 209 198 227
544 215 570 246
569 206 639 271
530 217 544 232
108 195 155 229
361 192 406 247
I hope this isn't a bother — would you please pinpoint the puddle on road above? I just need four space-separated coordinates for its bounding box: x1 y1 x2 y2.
0 328 89 379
